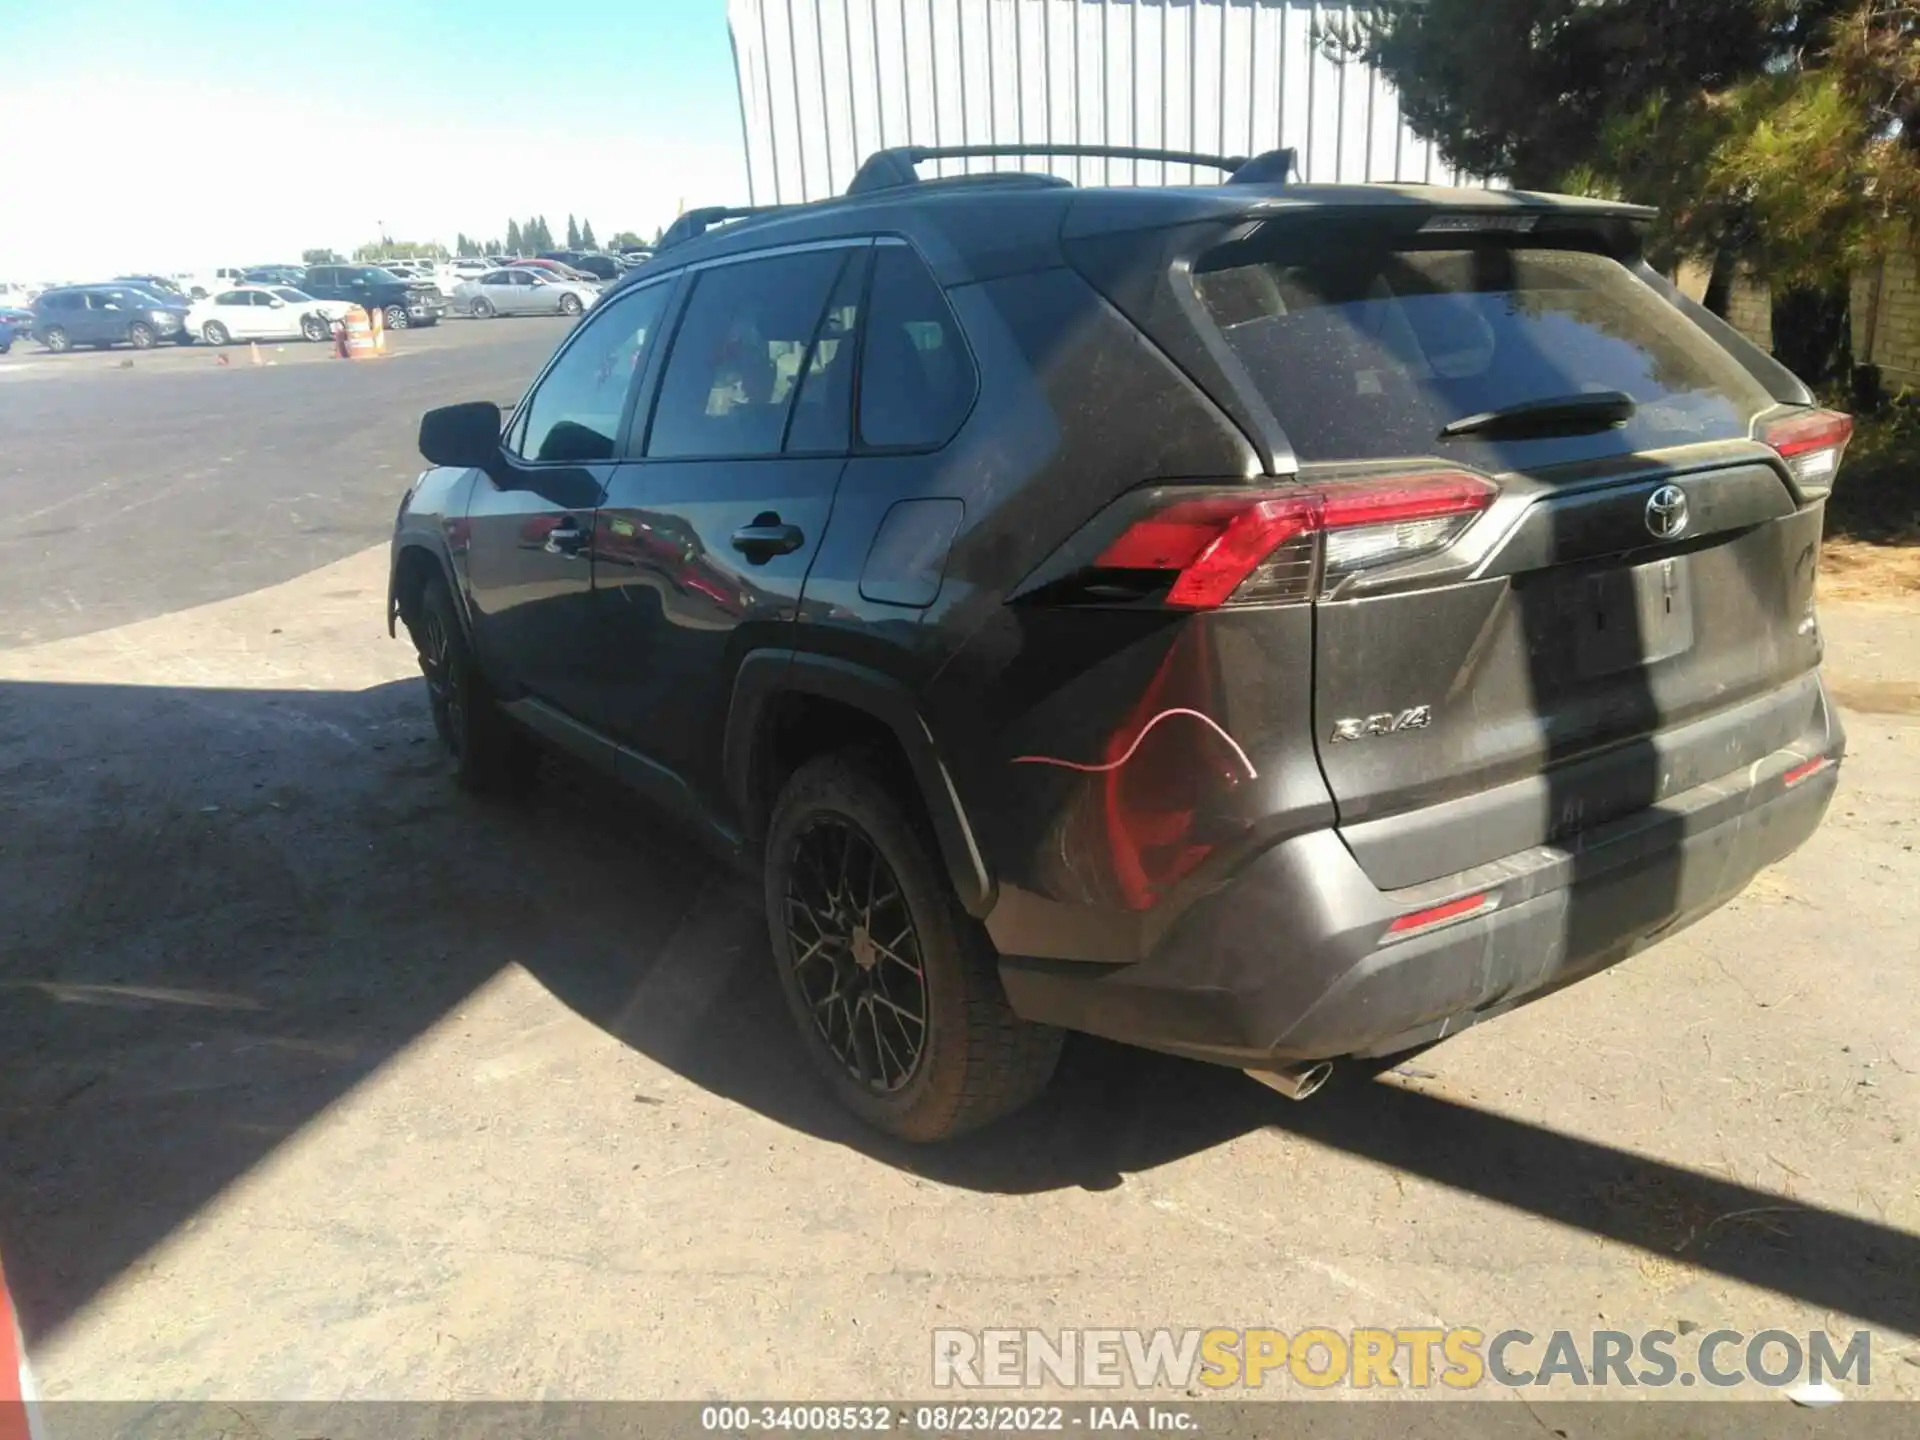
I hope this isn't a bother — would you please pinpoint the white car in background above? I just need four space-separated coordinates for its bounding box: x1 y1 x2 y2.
176 267 248 300
188 284 352 344
437 258 492 293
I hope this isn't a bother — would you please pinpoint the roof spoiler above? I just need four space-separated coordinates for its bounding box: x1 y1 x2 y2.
846 144 1298 195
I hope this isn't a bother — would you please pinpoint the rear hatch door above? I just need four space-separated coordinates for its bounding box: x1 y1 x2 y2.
1191 226 1830 889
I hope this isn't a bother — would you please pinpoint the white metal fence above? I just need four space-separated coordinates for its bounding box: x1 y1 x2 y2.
726 0 1480 204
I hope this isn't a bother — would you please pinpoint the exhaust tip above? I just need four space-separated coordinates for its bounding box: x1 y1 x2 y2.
1245 1060 1334 1102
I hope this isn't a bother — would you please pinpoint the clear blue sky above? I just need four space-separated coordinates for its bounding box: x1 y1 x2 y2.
0 0 752 276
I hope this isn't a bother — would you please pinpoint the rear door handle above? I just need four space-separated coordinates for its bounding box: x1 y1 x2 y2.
730 517 804 563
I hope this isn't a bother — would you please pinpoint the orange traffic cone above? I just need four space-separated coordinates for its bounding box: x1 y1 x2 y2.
371 306 387 356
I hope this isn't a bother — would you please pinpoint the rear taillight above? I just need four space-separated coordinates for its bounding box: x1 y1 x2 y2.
1760 409 1852 493
1092 470 1497 609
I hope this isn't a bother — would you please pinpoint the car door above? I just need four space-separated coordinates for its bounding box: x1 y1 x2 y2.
590 241 866 797
460 278 677 723
506 270 544 314
91 291 138 344
253 290 300 338
491 271 526 314
233 291 272 338
204 290 245 337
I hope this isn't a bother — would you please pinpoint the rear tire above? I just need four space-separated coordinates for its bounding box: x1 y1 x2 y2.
406 577 536 795
764 752 1062 1142
470 297 495 318
127 322 156 349
202 321 230 345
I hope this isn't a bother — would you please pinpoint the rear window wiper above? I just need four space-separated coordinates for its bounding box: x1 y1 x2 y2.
1440 391 1636 440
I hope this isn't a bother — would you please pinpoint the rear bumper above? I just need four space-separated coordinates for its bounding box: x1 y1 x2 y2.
998 731 1842 1067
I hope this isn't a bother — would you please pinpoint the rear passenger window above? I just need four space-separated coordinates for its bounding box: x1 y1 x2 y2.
512 281 671 464
857 246 974 450
645 249 845 460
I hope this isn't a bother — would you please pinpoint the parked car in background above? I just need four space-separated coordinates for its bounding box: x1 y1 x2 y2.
178 267 248 299
115 273 188 298
188 284 346 344
243 265 308 286
507 257 599 284
453 267 596 318
437 258 492 293
301 264 446 328
31 284 194 351
538 249 621 281
0 305 30 353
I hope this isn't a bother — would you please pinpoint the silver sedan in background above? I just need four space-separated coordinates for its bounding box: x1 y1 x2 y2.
453 268 597 319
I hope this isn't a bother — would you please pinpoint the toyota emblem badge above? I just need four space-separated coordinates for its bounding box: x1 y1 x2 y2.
1645 484 1689 540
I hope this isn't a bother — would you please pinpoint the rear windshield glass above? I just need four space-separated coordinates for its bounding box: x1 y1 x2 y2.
1194 243 1771 464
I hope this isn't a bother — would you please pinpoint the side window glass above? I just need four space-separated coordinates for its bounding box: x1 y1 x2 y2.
512 282 671 464
784 250 868 455
215 291 245 305
857 246 975 450
645 249 845 460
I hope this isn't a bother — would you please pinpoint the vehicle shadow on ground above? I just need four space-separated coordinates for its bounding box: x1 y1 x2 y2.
1 675 1914 1352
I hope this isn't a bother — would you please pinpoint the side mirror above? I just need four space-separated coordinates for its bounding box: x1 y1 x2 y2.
269 299 286 309
419 401 503 469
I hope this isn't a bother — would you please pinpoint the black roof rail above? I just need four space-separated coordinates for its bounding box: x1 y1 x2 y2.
847 143 1268 195
656 205 795 252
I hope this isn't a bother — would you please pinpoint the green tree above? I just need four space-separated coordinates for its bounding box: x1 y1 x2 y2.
529 215 554 250
579 217 597 250
566 213 581 248
506 219 523 254
1361 0 1920 385
301 247 344 265
609 229 644 250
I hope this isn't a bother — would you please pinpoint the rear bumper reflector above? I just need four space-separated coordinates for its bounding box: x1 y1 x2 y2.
1782 755 1835 788
1381 890 1498 944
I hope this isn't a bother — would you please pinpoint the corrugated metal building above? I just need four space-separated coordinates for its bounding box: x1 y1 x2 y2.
726 0 1480 205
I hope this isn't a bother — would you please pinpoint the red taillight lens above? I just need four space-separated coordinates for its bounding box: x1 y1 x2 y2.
1093 470 1496 609
1760 409 1852 491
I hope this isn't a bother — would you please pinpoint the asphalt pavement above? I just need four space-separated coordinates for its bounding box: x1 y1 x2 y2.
0 318 570 649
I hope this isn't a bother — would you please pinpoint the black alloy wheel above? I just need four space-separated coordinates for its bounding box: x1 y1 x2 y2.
784 816 929 1093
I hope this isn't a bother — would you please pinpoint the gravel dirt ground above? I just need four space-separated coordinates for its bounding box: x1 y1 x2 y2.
1 328 1915 1407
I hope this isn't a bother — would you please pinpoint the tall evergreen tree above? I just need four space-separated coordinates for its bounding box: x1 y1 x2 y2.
579 217 597 250
506 219 523 254
566 214 581 248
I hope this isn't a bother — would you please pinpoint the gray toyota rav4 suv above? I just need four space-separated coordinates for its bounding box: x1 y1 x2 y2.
390 144 1848 1141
